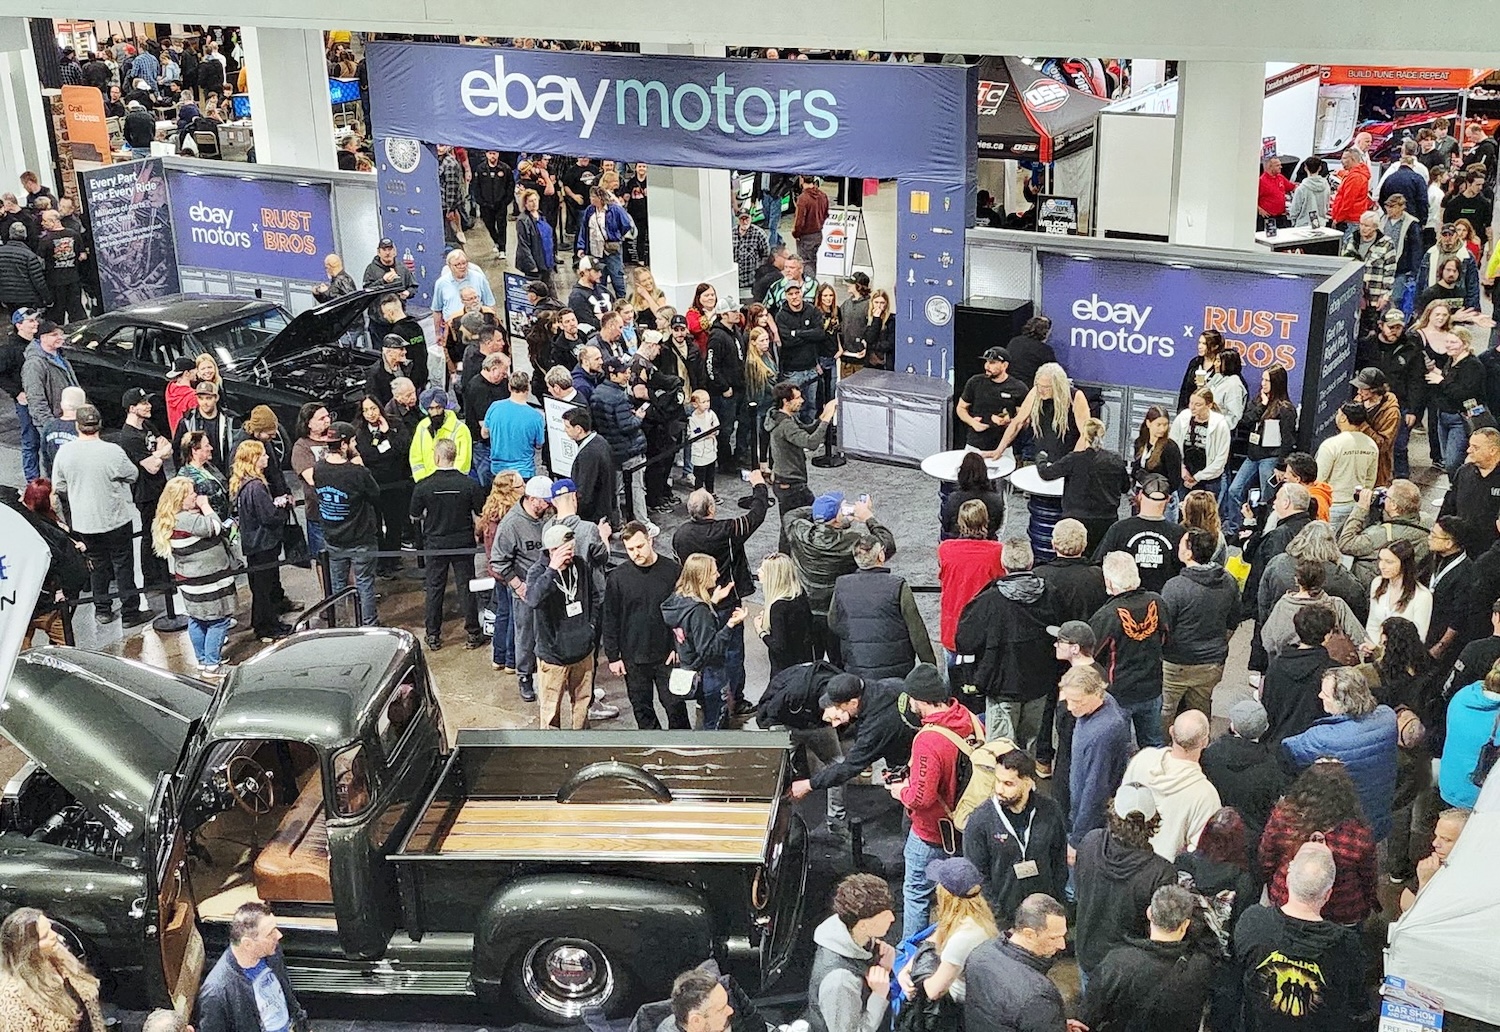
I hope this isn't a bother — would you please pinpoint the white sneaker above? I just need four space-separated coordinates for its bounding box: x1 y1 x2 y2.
645 520 661 538
588 701 621 721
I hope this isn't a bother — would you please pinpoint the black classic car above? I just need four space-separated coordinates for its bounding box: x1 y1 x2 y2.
63 289 386 430
0 632 808 1025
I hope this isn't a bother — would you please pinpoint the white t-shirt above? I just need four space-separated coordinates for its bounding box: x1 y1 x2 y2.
937 916 992 1004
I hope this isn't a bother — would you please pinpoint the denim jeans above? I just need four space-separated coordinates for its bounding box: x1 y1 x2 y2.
512 585 537 680
470 438 493 490
786 367 821 422
188 616 231 666
1120 694 1166 748
17 401 39 482
491 585 516 668
326 546 378 626
602 250 626 298
699 665 727 729
1437 411 1469 474
986 695 1047 751
762 191 782 250
1225 457 1278 533
902 830 947 938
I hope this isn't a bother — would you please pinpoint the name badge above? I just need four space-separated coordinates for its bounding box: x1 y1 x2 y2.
566 601 583 617
1248 432 1261 446
1013 859 1039 879
377 439 392 453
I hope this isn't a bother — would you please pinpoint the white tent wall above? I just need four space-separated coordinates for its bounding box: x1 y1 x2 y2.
1385 772 1500 1025
1052 150 1095 233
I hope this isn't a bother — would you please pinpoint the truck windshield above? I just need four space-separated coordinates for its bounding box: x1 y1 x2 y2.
196 309 291 374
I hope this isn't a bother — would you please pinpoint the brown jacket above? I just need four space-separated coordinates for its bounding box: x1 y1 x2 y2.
1361 393 1401 486
0 978 106 1032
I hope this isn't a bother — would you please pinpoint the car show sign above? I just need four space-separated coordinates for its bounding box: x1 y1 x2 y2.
166 171 335 282
0 507 52 705
79 159 181 311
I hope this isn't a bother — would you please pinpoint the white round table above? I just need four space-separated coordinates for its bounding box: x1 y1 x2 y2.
1007 463 1065 560
920 447 1017 482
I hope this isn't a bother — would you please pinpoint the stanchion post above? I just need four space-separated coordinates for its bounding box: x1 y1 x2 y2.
317 550 336 627
811 361 847 469
152 578 189 634
738 399 761 510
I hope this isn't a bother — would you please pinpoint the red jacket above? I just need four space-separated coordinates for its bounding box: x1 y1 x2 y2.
165 379 199 435
793 185 830 239
1329 163 1372 225
1258 805 1379 924
937 538 1006 650
900 702 982 845
1257 172 1294 217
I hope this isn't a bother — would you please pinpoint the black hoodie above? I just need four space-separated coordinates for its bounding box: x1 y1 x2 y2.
1200 735 1288 839
1261 646 1335 743
1078 935 1214 1032
1090 588 1171 705
1232 905 1366 1032
1073 828 1178 973
807 677 916 790
954 571 1061 703
1161 563 1241 665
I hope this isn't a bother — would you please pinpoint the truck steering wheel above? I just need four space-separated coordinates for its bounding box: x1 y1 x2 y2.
225 756 277 816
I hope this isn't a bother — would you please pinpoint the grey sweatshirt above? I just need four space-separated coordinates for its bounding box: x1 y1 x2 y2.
489 503 551 588
51 435 138 534
809 915 888 1032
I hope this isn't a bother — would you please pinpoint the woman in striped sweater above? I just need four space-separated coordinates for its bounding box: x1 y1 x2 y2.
153 476 239 678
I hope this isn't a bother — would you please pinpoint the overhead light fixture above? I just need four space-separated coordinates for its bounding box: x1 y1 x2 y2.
1167 262 1192 269
1070 254 1092 261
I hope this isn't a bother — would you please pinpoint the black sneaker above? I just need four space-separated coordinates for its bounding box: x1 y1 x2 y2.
276 598 303 614
425 635 443 651
94 607 118 625
519 677 536 703
122 607 154 628
464 633 489 650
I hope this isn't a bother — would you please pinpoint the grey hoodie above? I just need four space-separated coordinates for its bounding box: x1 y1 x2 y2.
807 914 888 1032
1289 174 1330 228
489 502 551 587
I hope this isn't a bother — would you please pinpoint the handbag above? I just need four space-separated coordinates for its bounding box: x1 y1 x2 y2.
603 239 622 256
1462 397 1498 434
282 507 311 568
1469 709 1500 789
668 666 700 697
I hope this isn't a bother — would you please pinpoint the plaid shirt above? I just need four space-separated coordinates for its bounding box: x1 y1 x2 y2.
438 154 466 214
732 224 770 288
1257 804 1380 924
1341 232 1397 304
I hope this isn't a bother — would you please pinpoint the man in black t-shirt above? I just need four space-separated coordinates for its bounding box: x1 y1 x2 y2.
111 387 172 600
558 157 597 248
313 422 382 626
1442 172 1493 245
410 437 486 650
37 211 85 324
1091 476 1187 594
956 346 1029 451
621 163 650 265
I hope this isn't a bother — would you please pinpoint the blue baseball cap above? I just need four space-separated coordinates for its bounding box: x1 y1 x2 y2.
550 477 577 498
10 307 40 325
811 492 845 522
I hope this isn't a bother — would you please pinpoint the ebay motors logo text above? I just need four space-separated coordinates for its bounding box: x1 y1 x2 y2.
460 55 839 141
1068 294 1176 358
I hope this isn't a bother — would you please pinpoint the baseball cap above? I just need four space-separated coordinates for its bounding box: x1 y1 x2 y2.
577 255 597 272
1381 309 1408 325
121 387 148 408
330 421 358 443
1050 620 1097 650
844 271 871 288
550 477 577 497
167 356 196 378
194 380 219 397
1440 223 1458 234
10 307 40 325
811 492 845 522
669 315 688 329
381 333 409 350
526 279 552 299
541 523 575 550
75 404 102 431
36 319 60 335
925 856 983 898
982 346 1011 363
1137 473 1171 500
378 237 395 248
604 355 630 375
1350 367 1389 390
523 475 555 500
737 209 752 220
1229 699 1270 741
784 281 803 293
1112 782 1159 821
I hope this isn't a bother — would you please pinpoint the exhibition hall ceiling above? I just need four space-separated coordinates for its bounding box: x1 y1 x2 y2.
23 0 1500 64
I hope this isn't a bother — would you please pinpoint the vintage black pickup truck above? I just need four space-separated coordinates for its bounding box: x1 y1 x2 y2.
0 630 808 1024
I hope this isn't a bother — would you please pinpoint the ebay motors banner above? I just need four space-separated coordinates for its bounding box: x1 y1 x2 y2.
166 171 334 282
367 42 971 181
1038 253 1321 399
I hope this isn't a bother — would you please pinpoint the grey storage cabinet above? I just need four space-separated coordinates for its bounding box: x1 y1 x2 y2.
837 369 953 466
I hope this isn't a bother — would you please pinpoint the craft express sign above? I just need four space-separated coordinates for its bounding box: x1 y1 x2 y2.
1039 253 1318 397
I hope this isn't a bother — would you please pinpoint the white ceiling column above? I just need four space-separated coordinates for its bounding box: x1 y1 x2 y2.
1169 60 1264 250
0 18 54 192
242 26 336 171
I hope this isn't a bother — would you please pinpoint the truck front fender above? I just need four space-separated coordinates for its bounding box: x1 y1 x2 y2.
471 873 710 999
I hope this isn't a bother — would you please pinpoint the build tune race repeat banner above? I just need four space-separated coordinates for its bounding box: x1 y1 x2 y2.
1038 252 1321 399
166 171 335 282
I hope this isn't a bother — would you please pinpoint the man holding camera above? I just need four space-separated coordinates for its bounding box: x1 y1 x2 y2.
1336 479 1430 588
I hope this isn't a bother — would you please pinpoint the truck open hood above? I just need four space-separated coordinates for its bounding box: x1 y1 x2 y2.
255 288 386 367
1 648 215 843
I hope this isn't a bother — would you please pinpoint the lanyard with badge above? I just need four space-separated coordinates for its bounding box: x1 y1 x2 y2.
559 564 583 617
995 799 1039 880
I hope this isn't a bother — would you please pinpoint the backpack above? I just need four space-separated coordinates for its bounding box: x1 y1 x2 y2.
1177 869 1235 959
914 716 1016 833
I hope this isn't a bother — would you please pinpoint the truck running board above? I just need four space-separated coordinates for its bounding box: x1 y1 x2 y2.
284 933 477 996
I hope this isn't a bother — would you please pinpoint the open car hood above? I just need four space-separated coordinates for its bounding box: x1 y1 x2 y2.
255 287 385 366
1 648 215 843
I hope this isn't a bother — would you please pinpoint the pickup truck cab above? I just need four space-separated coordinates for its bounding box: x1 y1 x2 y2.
0 630 808 1024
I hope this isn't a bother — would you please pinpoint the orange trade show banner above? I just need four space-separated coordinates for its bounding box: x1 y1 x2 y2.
61 85 111 163
1319 66 1495 89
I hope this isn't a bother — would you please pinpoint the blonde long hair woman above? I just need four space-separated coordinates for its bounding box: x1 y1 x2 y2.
481 471 526 673
0 907 104 1032
660 553 746 730
895 856 997 1004
628 265 668 331
756 552 813 676
230 439 292 642
154 476 238 677
987 361 1091 461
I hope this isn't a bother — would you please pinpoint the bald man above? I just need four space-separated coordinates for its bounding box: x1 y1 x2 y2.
1122 710 1222 859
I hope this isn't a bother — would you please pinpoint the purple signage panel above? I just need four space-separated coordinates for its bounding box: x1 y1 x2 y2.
166 170 334 282
1038 253 1320 399
367 42 970 181
371 139 446 308
79 159 179 311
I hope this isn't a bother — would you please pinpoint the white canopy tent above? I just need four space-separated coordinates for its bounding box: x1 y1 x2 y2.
1385 770 1500 1024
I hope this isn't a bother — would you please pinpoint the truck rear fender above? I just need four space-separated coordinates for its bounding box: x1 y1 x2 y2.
470 873 711 995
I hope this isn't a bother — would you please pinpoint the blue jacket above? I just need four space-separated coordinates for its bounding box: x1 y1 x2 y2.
589 379 645 461
1439 682 1500 808
1282 706 1398 839
575 201 633 254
